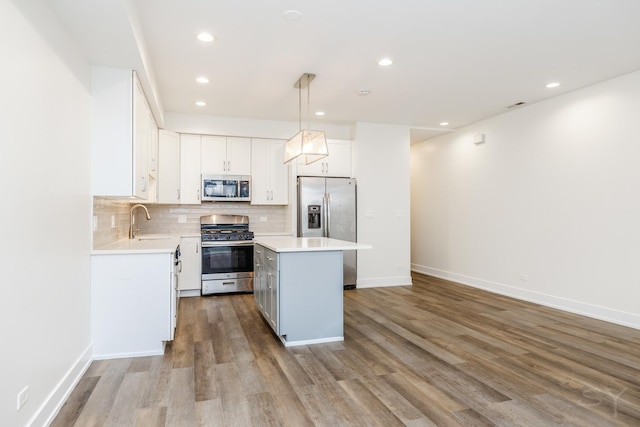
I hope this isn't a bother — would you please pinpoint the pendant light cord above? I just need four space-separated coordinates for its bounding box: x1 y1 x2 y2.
298 79 302 131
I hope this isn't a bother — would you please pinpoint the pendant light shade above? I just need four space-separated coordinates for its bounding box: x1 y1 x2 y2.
284 73 328 165
283 129 328 165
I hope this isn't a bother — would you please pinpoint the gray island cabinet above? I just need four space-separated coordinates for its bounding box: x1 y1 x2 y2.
253 237 371 347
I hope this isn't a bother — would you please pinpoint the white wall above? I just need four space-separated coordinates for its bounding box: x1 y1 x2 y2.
411 70 640 328
355 123 412 287
0 1 92 425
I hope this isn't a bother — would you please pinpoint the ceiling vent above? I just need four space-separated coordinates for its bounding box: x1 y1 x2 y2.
507 101 527 109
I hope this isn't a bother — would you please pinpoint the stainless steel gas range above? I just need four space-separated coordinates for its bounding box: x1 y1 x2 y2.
200 214 254 295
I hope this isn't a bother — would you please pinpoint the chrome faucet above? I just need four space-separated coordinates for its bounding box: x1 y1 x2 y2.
129 204 151 239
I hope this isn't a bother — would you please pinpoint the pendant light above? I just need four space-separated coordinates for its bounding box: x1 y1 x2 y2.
283 73 329 165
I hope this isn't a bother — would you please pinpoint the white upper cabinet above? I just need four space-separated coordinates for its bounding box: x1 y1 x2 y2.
295 139 353 178
157 130 181 204
91 66 153 199
180 134 202 204
251 138 289 205
201 136 251 175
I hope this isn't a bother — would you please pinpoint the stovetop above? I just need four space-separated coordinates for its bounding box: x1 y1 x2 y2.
200 214 253 242
201 229 254 242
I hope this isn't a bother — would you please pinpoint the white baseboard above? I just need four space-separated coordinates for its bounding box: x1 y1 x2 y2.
30 344 93 427
179 289 201 298
357 275 413 289
412 264 640 330
93 347 165 360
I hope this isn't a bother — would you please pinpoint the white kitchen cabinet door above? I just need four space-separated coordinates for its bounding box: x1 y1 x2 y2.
295 139 353 178
179 236 201 292
148 108 159 180
92 67 151 199
251 138 289 205
201 136 251 175
157 130 181 204
226 137 252 175
133 77 150 199
201 135 227 175
180 134 202 204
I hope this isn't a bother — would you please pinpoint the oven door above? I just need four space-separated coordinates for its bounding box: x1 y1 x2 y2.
201 241 254 280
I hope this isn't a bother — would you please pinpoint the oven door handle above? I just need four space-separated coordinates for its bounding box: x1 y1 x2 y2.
201 241 254 247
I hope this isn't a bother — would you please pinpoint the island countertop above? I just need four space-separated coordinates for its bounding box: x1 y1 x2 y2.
254 236 372 253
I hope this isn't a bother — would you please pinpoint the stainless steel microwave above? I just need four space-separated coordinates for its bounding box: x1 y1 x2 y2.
202 175 251 202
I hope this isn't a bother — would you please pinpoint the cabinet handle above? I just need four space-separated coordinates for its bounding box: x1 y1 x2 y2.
227 160 231 171
197 189 200 200
178 260 183 273
196 245 199 254
177 189 181 200
141 176 147 192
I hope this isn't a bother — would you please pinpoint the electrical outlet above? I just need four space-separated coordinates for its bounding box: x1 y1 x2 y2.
178 215 187 223
260 216 268 222
111 215 116 229
17 386 28 411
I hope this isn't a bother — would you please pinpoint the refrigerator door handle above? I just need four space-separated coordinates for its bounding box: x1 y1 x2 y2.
325 192 331 238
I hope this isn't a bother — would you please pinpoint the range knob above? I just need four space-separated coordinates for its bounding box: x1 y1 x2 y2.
226 235 231 240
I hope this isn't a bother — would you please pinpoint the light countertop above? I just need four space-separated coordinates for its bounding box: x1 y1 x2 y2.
92 234 181 255
254 237 372 253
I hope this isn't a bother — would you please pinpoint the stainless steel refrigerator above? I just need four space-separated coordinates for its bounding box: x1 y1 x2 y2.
297 177 357 288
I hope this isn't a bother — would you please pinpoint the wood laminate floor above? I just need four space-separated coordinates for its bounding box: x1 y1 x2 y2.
52 273 640 426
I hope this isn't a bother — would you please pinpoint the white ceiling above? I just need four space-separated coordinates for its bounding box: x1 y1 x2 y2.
50 0 640 143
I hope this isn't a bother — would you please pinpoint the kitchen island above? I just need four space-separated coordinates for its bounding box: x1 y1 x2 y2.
253 237 371 347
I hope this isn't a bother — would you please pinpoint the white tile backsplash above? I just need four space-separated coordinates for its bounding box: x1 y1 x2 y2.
92 197 291 248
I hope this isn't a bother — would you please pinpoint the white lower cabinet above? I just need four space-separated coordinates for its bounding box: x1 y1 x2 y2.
91 252 176 358
179 236 201 295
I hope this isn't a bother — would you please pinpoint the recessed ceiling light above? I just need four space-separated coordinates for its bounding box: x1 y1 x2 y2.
439 122 449 126
378 58 393 66
315 111 325 116
196 32 214 42
196 76 209 84
357 89 370 96
283 9 302 21
546 82 560 88
195 101 207 107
